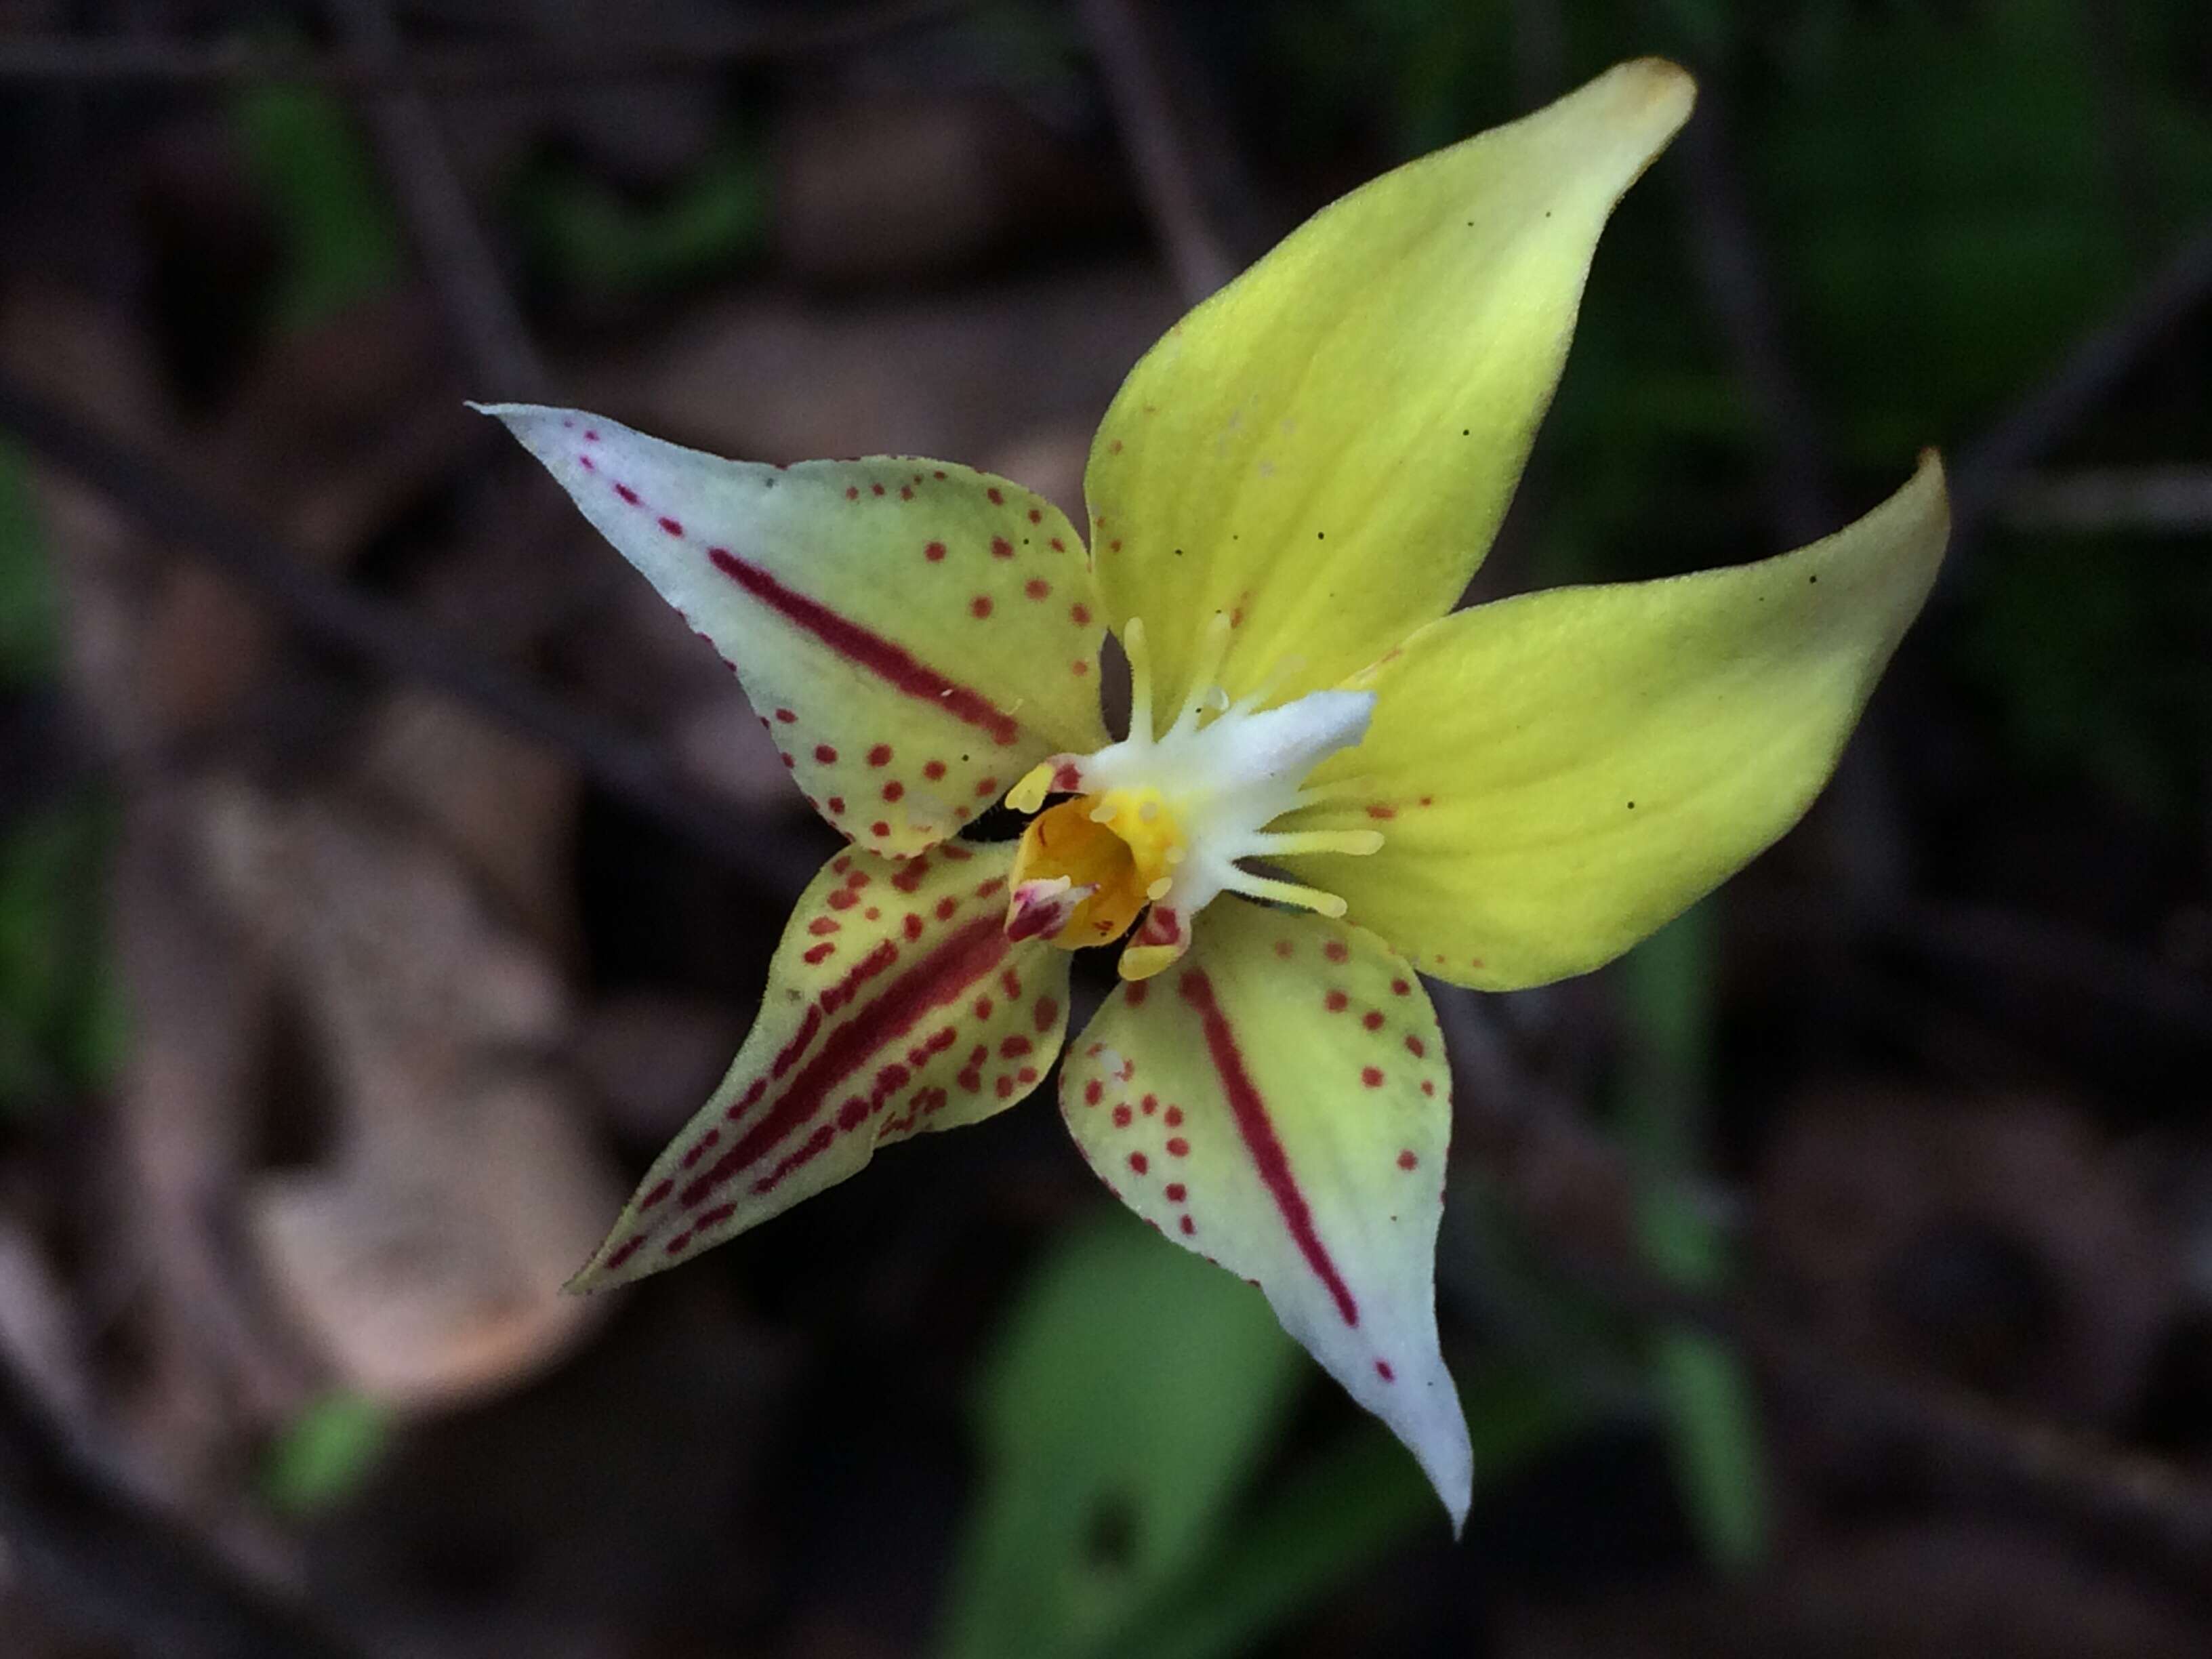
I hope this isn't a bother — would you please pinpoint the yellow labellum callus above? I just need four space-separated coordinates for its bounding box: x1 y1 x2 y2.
487 57 1950 1533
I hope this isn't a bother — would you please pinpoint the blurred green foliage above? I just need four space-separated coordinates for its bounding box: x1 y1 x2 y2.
262 1389 395 1517
230 81 406 334
515 139 770 302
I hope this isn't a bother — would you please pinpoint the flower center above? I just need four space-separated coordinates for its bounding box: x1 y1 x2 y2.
1003 613 1385 979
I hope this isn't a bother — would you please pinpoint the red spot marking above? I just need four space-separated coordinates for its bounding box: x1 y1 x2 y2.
1017 1065 1038 1084
934 470 947 479
1419 795 1434 807
1324 991 1348 1013
1469 956 1485 970
1324 941 1349 963
989 537 1013 561
1109 438 1124 454
870 821 891 838
1050 764 1082 792
1084 1080 1103 1106
1362 1010 1385 1031
1050 537 1065 552
972 996 994 1019
1113 1104 1132 1127
1124 980 1147 1008
659 516 684 537
615 483 640 505
1025 578 1050 600
935 897 958 920
1000 1035 1033 1059
814 743 838 764
882 781 905 802
864 907 880 920
808 917 840 937
871 483 885 496
986 487 1004 506
1034 996 1059 1031
1361 1066 1384 1088
923 760 946 781
900 485 914 500
1376 1360 1395 1382
1404 1035 1426 1059
827 796 846 815
958 1067 982 1092
1166 1137 1189 1158
777 708 798 724
603 1235 645 1271
1165 1183 1186 1202
1421 1080 1436 1096
640 1180 673 1210
1071 659 1089 676
708 549 1021 744
1367 803 1397 820
845 485 859 500
583 430 599 442
1274 939 1294 959
1165 1105 1183 1126
1397 1149 1418 1170
1027 508 1042 524
1179 1215 1195 1235
1390 978 1410 996
779 752 796 769
995 1075 1015 1099
680 918 1010 1205
971 596 994 618
1179 969 1360 1326
804 942 836 964
1071 603 1092 626
1129 1152 1149 1174
940 844 972 861
663 1231 693 1255
1141 1094 1158 1115
924 540 947 562
578 454 596 471
1110 539 1124 552
903 914 924 941
1000 968 1021 998
867 744 893 766
828 890 857 911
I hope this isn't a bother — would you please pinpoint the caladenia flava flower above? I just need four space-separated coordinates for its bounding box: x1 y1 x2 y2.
480 58 1947 1528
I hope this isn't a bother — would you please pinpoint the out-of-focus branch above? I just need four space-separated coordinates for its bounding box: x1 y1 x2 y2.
1078 0 1242 304
0 3 972 89
321 0 548 403
0 371 820 897
1951 219 2212 539
0 1351 361 1659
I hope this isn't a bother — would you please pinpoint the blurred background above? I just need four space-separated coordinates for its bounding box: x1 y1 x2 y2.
1 1 2209 1655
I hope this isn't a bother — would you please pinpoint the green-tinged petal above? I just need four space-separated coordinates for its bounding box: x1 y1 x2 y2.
1282 455 1949 990
1084 59 1694 713
572 840 1069 1289
1059 903 1470 1528
483 405 1106 856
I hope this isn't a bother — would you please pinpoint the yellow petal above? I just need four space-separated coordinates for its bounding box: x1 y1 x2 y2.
1059 904 1471 1529
1084 59 1694 713
570 839 1069 1289
1281 455 1949 989
482 405 1106 857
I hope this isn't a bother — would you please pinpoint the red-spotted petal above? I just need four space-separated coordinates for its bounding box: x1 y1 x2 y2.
1059 902 1469 1526
573 840 1069 1288
480 405 1107 856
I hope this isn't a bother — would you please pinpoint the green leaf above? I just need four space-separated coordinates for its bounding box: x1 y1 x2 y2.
0 445 55 681
230 81 405 333
518 140 769 301
935 1210 1305 1659
1617 903 1770 1573
262 1389 393 1516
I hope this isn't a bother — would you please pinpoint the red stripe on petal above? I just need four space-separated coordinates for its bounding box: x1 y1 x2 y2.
707 548 1021 745
1176 968 1360 1327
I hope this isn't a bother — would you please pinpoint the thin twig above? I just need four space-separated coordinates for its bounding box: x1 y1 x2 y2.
0 371 818 894
0 3 970 90
321 0 549 402
1669 77 1835 544
1951 218 2212 537
0 1351 363 1659
1078 0 1241 304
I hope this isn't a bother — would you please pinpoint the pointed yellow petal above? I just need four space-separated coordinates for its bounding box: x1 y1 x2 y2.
483 405 1106 856
1085 59 1694 712
1060 904 1471 1529
571 840 1069 1288
1282 455 1949 989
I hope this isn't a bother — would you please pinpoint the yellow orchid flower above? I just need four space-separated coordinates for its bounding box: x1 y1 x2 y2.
479 58 1946 1530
